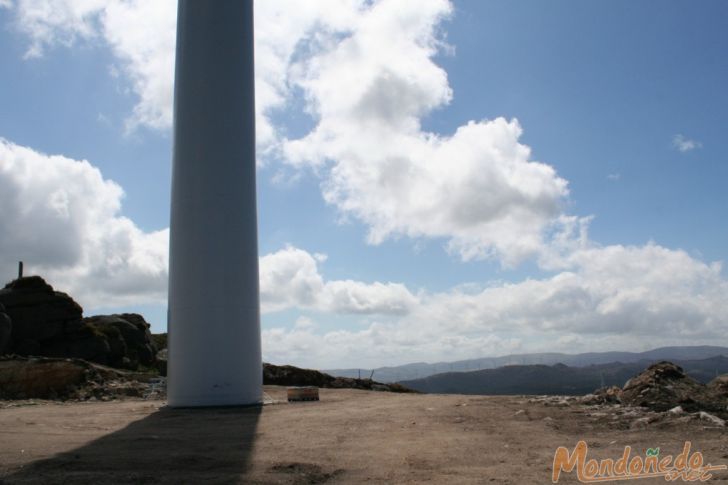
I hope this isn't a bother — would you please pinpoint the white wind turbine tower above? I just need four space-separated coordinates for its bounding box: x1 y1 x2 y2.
167 0 262 407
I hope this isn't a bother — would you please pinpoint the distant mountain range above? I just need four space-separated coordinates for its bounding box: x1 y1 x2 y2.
397 356 728 395
325 346 728 383
398 356 728 396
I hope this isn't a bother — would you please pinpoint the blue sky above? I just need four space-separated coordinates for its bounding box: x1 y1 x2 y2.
0 0 726 368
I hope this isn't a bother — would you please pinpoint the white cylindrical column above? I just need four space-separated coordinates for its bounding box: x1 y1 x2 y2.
167 0 261 407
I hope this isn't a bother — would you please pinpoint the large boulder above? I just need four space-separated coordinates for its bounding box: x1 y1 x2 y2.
0 276 83 351
83 314 157 369
0 276 157 370
41 323 112 365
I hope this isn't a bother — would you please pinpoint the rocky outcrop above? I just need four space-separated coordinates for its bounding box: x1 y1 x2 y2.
0 276 157 370
83 314 157 369
619 361 726 415
0 276 84 355
577 362 728 423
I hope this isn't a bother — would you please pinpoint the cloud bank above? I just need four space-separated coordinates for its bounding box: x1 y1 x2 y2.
262 241 728 368
1 138 726 368
5 0 363 146
5 0 570 263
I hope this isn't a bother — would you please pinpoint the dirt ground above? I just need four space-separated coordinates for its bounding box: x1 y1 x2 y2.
1 386 727 484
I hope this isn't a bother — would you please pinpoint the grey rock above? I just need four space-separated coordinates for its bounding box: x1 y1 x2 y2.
698 411 725 427
83 314 157 368
0 276 83 352
0 276 157 371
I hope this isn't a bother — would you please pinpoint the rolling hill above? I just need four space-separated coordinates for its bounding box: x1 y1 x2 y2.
398 355 728 395
325 346 728 383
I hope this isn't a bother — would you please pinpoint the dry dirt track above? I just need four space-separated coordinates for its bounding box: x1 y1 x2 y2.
1 386 727 484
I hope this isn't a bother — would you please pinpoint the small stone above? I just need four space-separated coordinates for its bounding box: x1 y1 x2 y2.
548 399 570 407
698 412 725 427
630 417 652 429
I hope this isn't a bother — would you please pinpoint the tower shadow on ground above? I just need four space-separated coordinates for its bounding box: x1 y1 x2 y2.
3 405 261 484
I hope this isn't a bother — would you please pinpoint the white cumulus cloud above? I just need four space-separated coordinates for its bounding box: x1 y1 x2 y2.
2 139 726 369
259 245 418 315
0 138 168 308
6 0 572 265
5 0 367 150
100 0 176 132
9 0 109 58
263 240 728 368
283 0 569 264
0 139 420 319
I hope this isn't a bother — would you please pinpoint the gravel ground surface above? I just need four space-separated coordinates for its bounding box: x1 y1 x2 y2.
1 386 727 484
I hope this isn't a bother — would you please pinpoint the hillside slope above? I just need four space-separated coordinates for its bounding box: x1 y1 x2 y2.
327 345 728 382
400 356 728 395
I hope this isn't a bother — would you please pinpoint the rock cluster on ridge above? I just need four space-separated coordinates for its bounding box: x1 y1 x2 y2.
579 361 728 419
0 276 157 370
620 361 725 414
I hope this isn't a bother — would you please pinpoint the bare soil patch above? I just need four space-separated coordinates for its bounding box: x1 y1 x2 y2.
1 386 727 484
